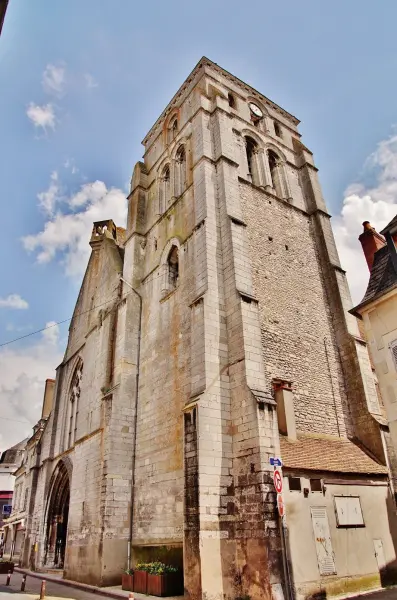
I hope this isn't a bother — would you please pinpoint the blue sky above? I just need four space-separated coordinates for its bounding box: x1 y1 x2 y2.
1 0 397 450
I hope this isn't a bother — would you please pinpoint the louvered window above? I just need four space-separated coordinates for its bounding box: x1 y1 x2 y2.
391 340 397 371
310 507 336 576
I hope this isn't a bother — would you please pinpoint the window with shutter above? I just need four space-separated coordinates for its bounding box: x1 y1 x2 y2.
310 507 336 576
390 340 397 371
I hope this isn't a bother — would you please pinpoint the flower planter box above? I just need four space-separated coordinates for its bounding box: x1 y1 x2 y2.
121 574 134 591
147 572 183 597
0 562 14 574
133 570 148 594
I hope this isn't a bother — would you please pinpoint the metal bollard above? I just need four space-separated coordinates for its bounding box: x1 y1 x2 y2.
6 571 11 586
40 580 46 600
21 573 27 591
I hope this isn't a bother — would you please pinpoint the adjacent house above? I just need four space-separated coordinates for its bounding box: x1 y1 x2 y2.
351 217 397 482
0 439 26 553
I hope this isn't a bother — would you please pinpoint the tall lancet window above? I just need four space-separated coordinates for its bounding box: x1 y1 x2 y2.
175 145 187 197
268 150 283 198
159 165 170 213
245 137 260 186
168 246 179 290
67 359 83 448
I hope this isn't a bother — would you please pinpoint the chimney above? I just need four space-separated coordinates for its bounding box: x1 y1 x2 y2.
359 221 386 271
41 379 55 420
273 379 297 440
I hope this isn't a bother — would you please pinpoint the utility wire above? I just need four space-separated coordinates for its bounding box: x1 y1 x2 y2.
0 287 125 349
0 417 32 424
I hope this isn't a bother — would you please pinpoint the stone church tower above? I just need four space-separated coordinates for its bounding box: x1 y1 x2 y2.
23 57 397 600
121 57 389 598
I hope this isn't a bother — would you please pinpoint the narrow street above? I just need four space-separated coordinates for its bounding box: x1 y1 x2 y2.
0 572 396 600
0 571 109 600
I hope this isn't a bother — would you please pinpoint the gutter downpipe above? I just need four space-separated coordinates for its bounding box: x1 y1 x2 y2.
120 276 142 571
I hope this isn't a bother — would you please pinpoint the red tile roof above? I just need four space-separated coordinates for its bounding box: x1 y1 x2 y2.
280 433 388 475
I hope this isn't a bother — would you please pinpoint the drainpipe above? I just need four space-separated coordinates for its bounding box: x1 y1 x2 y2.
120 277 142 570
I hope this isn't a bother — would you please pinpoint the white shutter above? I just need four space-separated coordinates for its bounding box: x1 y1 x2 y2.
391 341 397 371
311 507 336 576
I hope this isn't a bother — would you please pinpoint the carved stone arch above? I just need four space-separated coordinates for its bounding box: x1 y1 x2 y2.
170 137 189 161
242 132 265 187
160 237 182 265
159 237 182 298
62 357 83 451
173 143 188 197
265 144 291 200
264 142 287 163
241 128 265 148
43 459 72 569
164 109 180 145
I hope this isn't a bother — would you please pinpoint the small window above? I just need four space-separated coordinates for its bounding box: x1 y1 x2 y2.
288 476 301 491
310 478 322 492
390 340 397 371
274 121 282 138
168 246 179 290
228 92 236 109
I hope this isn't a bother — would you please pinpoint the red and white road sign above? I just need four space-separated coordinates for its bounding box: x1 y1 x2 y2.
277 493 285 517
273 469 283 494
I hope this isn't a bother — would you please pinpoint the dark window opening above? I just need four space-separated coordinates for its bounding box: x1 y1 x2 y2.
172 119 178 139
288 476 301 491
245 137 260 184
228 93 236 108
268 149 282 196
175 146 187 196
168 246 179 289
310 478 322 492
274 121 282 137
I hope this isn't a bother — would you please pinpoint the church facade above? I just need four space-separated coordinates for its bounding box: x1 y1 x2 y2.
21 58 397 600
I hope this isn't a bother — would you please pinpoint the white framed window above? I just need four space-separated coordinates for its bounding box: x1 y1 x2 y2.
334 496 364 527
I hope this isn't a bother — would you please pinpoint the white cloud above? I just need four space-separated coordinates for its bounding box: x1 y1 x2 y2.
42 321 60 346
0 326 62 451
0 294 29 310
84 73 98 89
23 178 127 278
26 103 56 131
42 63 66 96
334 133 397 305
37 171 60 216
69 181 107 208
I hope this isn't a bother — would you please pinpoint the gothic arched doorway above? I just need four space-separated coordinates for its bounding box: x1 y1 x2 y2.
44 461 70 569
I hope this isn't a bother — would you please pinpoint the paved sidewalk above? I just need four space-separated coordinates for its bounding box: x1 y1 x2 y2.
6 569 182 600
3 569 396 600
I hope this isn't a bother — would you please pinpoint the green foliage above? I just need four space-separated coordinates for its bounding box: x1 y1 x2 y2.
123 568 134 575
135 562 178 575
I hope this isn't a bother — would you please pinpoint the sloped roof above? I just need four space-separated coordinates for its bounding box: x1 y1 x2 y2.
351 244 397 315
142 56 299 146
280 433 387 475
381 214 397 235
0 438 28 465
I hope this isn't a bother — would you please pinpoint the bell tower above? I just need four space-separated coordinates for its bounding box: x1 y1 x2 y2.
122 57 383 600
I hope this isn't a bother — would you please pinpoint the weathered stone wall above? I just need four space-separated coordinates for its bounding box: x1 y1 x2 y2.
240 182 349 436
